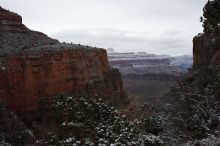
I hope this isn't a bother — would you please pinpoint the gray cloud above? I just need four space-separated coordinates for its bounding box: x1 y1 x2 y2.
53 27 191 55
1 0 207 55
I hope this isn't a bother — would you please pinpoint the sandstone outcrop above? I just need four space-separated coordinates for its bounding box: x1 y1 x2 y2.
0 6 127 122
193 30 220 67
0 7 27 31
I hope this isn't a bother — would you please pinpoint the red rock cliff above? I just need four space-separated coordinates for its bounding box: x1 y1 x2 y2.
0 6 127 119
193 31 220 67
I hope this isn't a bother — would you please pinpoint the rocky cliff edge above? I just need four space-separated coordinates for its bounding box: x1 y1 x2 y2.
0 6 127 123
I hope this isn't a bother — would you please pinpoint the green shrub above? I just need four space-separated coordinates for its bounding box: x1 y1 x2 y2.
42 95 163 146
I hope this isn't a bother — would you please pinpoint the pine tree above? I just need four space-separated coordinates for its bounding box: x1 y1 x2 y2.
202 0 220 33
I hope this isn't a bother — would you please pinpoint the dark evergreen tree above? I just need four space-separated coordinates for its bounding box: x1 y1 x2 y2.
202 0 220 33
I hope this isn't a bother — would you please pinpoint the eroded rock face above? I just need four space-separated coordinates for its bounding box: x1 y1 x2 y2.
0 7 127 121
0 100 36 145
0 6 27 31
193 31 220 67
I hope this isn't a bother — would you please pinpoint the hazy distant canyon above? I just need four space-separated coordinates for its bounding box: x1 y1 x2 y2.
107 49 192 103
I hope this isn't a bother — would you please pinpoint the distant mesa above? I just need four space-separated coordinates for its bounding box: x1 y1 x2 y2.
137 52 147 54
108 51 192 76
107 48 115 52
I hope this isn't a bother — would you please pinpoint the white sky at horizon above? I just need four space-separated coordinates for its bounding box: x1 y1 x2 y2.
1 0 207 56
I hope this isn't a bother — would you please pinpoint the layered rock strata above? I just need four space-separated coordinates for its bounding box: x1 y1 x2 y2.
0 6 127 121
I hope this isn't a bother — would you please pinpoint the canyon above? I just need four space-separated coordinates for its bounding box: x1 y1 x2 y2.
0 6 127 122
1 3 219 145
107 50 192 103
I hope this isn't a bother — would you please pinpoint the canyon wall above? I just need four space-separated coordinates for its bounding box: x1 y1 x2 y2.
0 7 127 119
193 31 220 67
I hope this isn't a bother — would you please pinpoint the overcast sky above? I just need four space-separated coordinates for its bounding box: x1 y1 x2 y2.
1 0 207 56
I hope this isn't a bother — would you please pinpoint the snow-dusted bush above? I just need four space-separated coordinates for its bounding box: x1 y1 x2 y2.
42 95 163 146
182 134 220 146
198 134 220 146
0 135 11 146
164 66 220 142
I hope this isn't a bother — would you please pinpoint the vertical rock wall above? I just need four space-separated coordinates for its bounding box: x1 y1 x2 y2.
193 31 220 67
0 6 127 120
